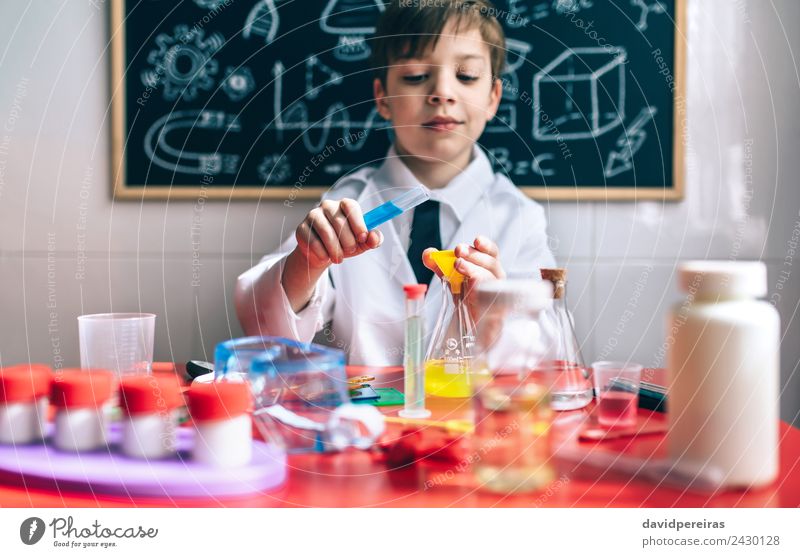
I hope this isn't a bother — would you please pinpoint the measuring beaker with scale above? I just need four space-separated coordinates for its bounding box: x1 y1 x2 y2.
78 313 155 378
424 250 477 398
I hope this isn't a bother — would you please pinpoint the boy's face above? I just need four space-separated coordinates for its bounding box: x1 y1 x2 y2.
373 21 502 167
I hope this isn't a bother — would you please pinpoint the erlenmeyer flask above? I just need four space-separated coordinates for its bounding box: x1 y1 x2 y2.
539 268 593 410
424 250 477 398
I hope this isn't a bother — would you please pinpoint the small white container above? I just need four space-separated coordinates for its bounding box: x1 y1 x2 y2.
0 364 52 444
667 261 780 488
51 369 113 452
188 381 252 467
118 375 184 459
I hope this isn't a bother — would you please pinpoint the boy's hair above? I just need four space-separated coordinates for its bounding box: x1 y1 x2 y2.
370 0 507 86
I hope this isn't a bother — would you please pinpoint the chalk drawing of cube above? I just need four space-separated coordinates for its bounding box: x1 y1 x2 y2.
533 47 627 141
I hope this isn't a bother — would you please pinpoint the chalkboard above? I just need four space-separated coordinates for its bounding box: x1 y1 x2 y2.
111 0 685 201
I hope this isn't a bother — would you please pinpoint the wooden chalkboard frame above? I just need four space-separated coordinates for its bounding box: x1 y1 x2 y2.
110 0 686 202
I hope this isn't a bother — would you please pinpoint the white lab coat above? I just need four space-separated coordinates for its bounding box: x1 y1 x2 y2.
235 145 556 366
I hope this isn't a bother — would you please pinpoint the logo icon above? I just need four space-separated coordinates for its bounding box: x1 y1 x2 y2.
20 517 45 545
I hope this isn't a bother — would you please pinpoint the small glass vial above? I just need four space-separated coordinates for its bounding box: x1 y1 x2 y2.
0 364 52 444
118 375 184 459
51 369 113 452
188 381 252 467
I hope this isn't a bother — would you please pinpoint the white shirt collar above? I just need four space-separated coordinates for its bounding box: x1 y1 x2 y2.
372 144 494 222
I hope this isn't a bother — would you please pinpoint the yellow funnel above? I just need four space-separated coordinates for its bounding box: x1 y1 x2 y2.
430 249 465 294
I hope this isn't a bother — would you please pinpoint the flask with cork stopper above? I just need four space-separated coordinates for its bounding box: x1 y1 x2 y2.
539 268 593 410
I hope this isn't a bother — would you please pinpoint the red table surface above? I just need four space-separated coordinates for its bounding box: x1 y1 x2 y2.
1 365 798 508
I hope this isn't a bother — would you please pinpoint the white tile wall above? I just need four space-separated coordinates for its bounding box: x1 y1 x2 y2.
0 254 195 369
0 1 798 427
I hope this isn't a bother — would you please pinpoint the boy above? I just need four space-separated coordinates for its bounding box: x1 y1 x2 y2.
235 0 555 365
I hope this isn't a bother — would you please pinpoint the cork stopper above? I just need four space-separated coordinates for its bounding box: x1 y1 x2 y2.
540 268 567 299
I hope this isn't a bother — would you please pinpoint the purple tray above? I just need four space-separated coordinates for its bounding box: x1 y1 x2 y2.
0 423 286 499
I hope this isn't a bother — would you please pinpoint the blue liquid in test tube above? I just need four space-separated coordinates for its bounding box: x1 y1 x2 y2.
363 184 431 231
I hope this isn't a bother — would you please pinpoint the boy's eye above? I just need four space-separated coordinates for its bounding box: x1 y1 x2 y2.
458 73 480 82
402 74 427 83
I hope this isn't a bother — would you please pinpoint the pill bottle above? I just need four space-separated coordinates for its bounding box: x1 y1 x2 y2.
667 261 780 488
51 369 113 452
118 375 184 459
0 364 52 444
188 381 252 467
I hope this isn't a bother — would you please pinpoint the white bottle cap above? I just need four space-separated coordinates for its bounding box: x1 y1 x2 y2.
678 260 767 298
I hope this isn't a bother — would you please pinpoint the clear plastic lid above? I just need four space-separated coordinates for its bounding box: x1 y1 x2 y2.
391 183 431 212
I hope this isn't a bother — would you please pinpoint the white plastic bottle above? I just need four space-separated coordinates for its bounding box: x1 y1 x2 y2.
188 381 252 467
667 261 780 488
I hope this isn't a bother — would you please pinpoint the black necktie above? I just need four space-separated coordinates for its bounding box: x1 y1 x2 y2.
407 200 441 285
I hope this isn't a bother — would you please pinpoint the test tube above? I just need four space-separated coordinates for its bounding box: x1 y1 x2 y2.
363 184 431 231
399 284 430 419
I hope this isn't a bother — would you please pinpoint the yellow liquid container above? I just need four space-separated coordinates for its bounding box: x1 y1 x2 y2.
424 359 471 398
424 250 476 399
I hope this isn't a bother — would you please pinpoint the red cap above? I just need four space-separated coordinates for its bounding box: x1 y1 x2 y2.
0 364 52 403
403 284 428 300
118 375 184 416
188 381 251 422
51 369 114 409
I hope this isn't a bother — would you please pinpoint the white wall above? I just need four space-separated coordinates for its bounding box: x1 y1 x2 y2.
0 1 798 423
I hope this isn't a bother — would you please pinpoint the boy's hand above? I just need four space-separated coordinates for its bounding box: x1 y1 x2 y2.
421 235 506 282
422 236 505 323
294 198 383 269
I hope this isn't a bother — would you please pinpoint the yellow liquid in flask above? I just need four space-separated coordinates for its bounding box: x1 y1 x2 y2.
424 359 471 398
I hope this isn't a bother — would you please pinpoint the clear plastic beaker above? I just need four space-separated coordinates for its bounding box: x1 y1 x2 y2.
425 250 477 398
213 336 283 382
472 279 556 493
539 269 593 410
78 313 155 378
224 337 382 453
592 361 642 428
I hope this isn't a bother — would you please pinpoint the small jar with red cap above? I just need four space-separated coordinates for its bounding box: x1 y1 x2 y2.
51 369 113 452
118 375 184 459
0 364 52 444
188 381 252 467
